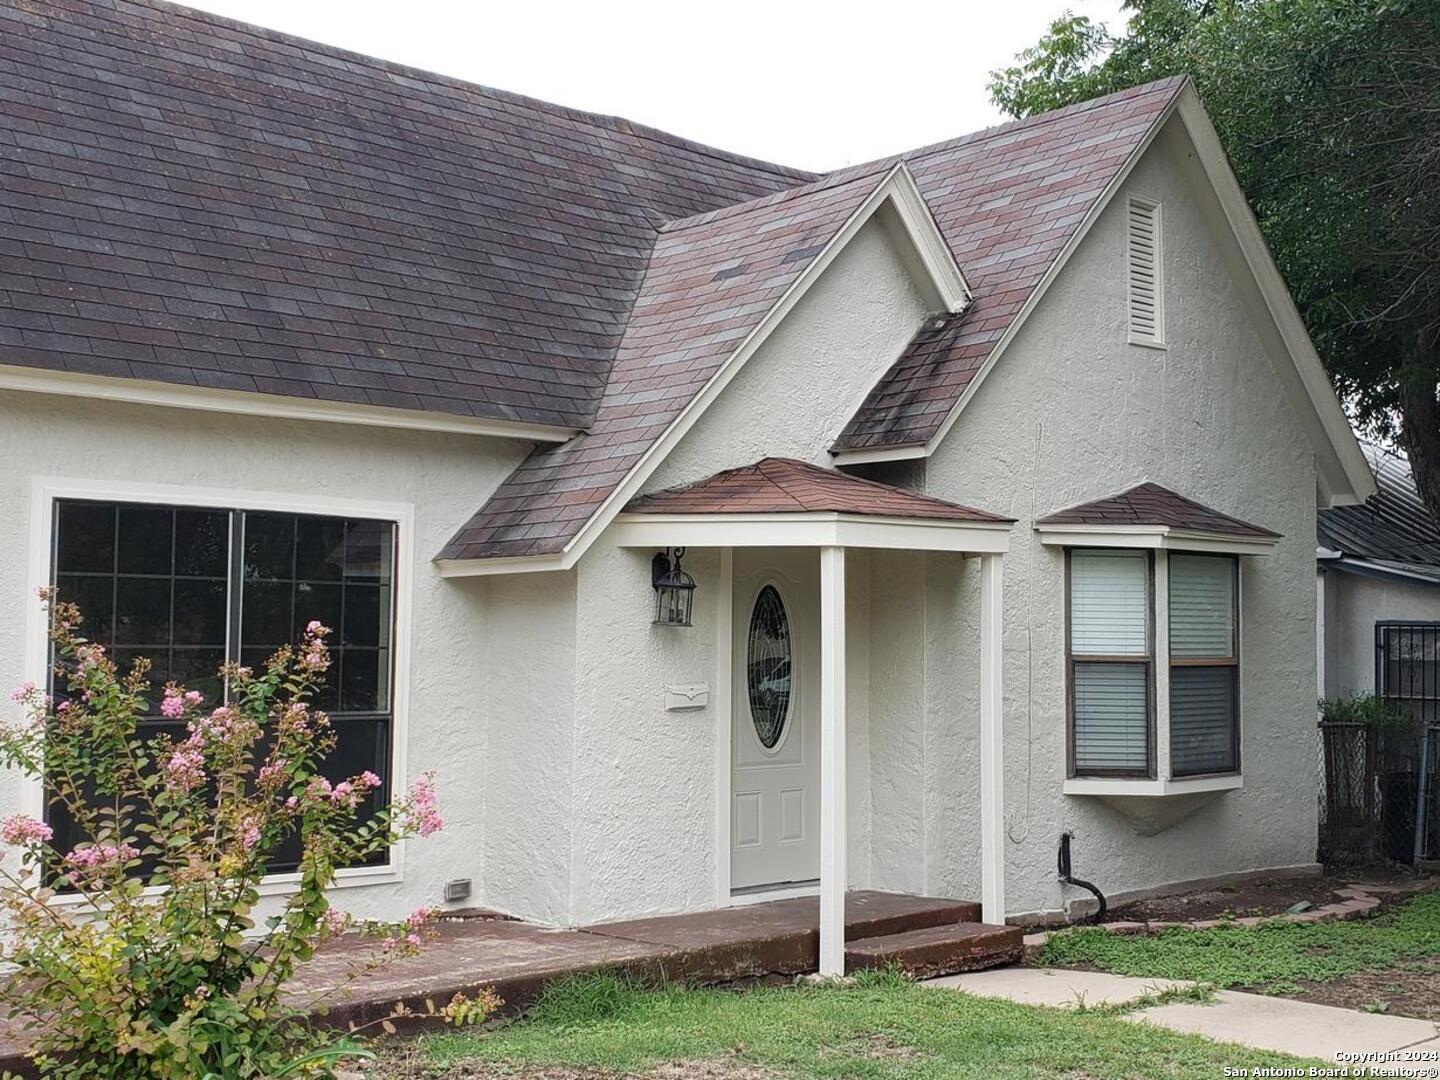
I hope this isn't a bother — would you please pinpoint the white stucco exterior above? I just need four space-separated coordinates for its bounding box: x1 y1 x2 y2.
0 113 1363 929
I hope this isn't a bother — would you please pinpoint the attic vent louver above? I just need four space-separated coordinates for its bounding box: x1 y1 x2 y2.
1126 196 1164 347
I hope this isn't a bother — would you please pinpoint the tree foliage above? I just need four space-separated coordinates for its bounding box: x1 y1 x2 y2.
990 0 1440 513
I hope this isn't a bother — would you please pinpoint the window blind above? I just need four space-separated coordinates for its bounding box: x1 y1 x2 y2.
1169 554 1235 658
1070 550 1148 655
1171 666 1237 775
1074 662 1150 772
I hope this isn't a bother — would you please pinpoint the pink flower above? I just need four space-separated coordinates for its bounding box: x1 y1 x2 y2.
160 687 186 720
405 932 422 947
407 906 437 930
64 842 139 873
359 771 382 790
400 772 443 837
324 909 349 936
183 689 204 707
8 682 35 705
0 815 52 845
306 621 329 636
240 823 260 851
164 745 205 794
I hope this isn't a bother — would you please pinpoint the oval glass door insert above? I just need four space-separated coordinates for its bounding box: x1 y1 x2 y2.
747 584 792 749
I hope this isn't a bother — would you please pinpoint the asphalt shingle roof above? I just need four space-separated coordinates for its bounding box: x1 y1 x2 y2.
0 0 811 427
626 457 1011 523
0 1 1192 564
1037 482 1280 539
438 169 892 559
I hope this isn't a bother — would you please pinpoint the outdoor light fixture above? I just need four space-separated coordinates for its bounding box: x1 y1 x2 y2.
652 547 696 627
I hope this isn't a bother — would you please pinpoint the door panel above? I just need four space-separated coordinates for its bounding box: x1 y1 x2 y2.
731 549 820 890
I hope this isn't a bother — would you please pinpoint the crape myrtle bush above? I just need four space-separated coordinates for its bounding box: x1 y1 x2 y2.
0 591 495 1079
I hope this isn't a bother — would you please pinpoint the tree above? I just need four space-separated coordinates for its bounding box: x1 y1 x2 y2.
990 0 1440 515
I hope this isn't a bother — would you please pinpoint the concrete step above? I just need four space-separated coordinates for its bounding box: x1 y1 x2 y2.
845 922 1023 978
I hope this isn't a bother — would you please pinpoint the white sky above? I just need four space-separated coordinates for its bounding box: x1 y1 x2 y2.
180 0 1129 171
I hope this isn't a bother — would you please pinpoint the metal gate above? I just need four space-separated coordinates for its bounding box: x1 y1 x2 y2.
1374 622 1440 863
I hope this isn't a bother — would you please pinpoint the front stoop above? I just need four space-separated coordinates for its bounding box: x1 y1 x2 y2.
844 922 1023 978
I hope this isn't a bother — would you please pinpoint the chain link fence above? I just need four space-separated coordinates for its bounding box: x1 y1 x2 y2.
1318 622 1440 867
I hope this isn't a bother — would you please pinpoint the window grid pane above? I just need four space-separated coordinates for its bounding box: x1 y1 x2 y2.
1073 661 1150 773
1171 665 1237 775
1169 554 1235 659
1070 550 1148 656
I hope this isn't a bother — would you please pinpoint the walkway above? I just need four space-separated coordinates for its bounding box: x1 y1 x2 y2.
930 967 1440 1062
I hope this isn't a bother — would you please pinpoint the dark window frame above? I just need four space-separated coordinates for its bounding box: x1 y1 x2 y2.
1065 548 1157 780
1167 553 1241 778
47 498 399 875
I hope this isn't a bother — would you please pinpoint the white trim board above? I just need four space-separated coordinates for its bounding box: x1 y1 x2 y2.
1036 523 1279 557
611 512 1012 554
831 83 1375 510
434 163 972 579
22 475 417 889
0 363 578 444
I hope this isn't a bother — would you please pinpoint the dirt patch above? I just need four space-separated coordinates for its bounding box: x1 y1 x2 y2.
367 1043 786 1080
1103 871 1427 924
827 1032 927 1063
1284 955 1440 1022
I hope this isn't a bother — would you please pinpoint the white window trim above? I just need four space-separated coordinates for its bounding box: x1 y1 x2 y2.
1064 547 1245 796
23 475 416 892
1126 194 1166 349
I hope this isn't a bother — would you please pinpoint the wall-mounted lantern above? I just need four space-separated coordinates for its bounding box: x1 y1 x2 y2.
652 547 696 627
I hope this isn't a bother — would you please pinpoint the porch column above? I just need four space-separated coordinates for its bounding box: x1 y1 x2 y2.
978 552 1006 925
819 545 847 976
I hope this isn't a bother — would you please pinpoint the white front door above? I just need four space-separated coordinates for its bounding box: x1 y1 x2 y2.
731 549 821 891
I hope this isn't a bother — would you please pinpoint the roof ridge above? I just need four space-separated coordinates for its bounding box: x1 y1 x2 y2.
136 0 815 186
658 164 895 234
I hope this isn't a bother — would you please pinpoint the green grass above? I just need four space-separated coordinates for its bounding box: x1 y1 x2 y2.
411 969 1316 1079
1038 891 1440 993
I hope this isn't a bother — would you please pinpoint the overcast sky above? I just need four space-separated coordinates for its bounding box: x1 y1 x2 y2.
180 0 1129 171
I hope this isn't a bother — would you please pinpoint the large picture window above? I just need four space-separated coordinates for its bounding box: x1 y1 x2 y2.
1067 550 1153 777
1169 553 1239 776
49 500 397 871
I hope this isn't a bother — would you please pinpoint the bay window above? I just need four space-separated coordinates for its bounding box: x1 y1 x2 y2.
1068 547 1241 782
48 499 396 871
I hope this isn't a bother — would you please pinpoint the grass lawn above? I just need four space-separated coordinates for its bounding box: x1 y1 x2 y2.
388 969 1318 1079
1038 890 1440 994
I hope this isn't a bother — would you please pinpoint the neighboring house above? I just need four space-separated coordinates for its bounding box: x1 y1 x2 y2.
0 1 1376 973
1319 443 1440 704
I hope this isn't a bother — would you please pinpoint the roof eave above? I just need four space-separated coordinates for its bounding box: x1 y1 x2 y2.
1035 521 1281 556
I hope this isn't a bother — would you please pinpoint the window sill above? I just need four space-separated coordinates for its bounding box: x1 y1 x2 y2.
47 861 402 909
1063 774 1242 798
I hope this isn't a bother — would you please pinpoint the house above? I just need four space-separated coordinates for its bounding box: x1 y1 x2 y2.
1319 443 1440 706
0 0 1376 974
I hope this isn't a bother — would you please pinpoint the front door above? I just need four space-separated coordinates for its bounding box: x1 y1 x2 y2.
731 549 821 891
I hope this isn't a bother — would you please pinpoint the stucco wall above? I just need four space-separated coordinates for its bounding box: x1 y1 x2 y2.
917 115 1324 916
1324 568 1440 699
0 389 525 924
472 569 578 923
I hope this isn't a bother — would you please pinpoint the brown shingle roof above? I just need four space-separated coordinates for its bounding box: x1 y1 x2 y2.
833 78 1187 451
626 457 1011 523
438 169 893 560
0 0 811 428
0 0 1193 564
1036 483 1280 539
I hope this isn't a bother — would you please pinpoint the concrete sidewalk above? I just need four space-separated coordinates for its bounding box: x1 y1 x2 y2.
929 967 1440 1062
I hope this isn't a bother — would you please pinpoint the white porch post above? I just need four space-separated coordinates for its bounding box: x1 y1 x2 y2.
978 552 1006 925
819 545 847 976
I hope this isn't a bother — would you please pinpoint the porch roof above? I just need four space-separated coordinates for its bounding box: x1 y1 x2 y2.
615 458 1011 553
